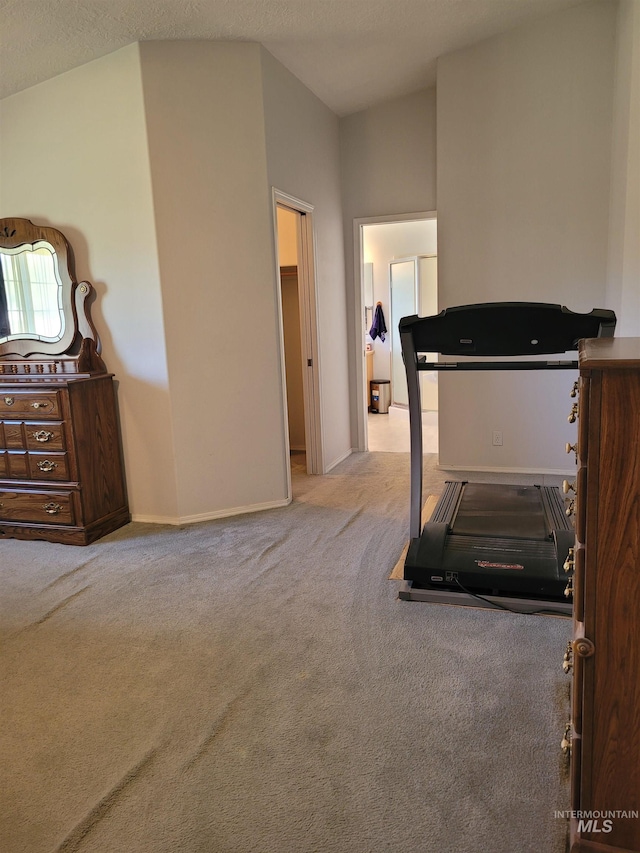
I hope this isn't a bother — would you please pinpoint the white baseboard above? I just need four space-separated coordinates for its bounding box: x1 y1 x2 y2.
131 496 292 526
325 447 353 472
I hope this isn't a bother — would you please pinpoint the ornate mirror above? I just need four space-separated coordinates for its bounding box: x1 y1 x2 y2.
0 218 104 373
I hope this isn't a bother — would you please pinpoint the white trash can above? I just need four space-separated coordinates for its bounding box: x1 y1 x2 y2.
370 380 390 413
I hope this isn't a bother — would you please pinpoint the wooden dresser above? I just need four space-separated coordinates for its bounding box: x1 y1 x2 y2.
0 217 129 545
0 372 129 545
567 337 640 852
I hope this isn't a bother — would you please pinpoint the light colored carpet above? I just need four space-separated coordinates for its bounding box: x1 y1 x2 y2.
389 494 439 579
0 452 571 853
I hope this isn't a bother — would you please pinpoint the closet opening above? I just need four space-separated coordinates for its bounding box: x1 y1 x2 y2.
273 190 323 484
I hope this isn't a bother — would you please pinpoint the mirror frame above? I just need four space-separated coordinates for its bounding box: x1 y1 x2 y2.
0 218 99 359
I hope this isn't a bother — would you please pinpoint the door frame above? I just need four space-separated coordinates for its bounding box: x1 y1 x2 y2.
273 188 324 481
352 211 437 451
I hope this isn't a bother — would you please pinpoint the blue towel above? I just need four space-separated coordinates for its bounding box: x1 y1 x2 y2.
369 304 387 342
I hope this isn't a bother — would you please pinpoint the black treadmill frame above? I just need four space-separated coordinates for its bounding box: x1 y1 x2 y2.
398 301 616 612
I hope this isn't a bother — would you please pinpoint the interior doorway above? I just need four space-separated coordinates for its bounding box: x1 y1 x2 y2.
353 213 438 453
273 190 323 480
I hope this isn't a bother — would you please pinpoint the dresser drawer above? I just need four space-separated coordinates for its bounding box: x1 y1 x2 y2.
28 452 70 481
0 391 62 419
0 450 29 478
574 466 587 544
573 544 585 623
0 489 75 525
571 637 584 736
577 376 590 464
1 449 70 481
0 420 66 451
25 422 65 450
1 420 24 449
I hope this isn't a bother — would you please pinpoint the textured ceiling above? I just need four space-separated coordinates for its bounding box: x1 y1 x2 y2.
1 0 586 116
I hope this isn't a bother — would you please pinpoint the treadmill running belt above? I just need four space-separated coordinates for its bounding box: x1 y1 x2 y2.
404 481 575 598
450 484 549 540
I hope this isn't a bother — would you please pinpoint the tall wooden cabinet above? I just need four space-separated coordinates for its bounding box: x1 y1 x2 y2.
568 337 640 852
0 217 129 545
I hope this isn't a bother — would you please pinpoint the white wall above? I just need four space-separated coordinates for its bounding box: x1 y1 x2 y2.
436 0 618 473
0 44 178 519
340 88 437 446
260 48 351 470
139 41 290 519
340 89 437 221
607 0 640 337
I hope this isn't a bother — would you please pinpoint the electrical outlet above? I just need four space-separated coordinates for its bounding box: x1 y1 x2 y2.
492 430 503 446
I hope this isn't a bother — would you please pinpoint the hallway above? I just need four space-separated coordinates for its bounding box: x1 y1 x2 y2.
367 406 437 453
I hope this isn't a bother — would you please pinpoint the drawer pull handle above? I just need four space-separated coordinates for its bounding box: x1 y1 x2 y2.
562 641 573 674
561 723 572 757
563 547 575 573
568 403 578 423
562 479 576 494
31 401 50 410
564 578 574 598
570 381 579 398
4 396 14 406
42 502 62 515
37 460 58 472
33 430 54 443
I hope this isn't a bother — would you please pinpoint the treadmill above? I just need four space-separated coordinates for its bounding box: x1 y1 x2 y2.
398 302 616 613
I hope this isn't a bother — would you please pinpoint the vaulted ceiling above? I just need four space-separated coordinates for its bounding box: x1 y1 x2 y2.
1 0 587 116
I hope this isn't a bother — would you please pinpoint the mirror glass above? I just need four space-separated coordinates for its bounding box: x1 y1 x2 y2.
0 241 64 343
